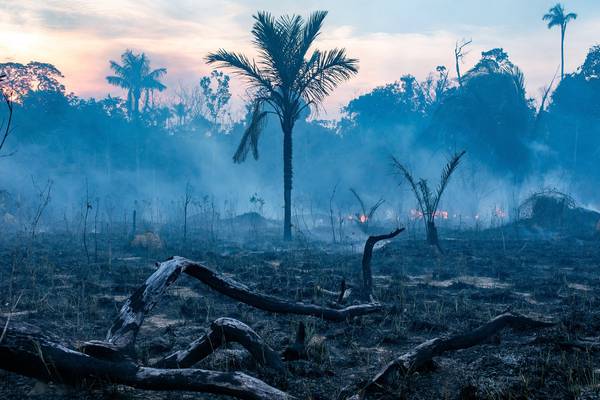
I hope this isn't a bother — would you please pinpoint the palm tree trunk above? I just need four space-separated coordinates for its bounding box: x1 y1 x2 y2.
132 90 141 120
282 119 293 241
560 26 565 80
127 91 133 119
426 219 438 246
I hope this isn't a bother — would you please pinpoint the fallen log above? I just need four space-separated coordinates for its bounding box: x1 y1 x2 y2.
0 318 292 400
347 311 555 399
361 228 404 300
154 317 285 373
174 256 383 322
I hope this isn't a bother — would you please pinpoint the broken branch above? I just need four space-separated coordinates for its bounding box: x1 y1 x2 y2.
361 228 404 300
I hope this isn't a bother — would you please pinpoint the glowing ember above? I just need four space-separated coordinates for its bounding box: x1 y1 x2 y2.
359 214 368 223
410 209 449 220
494 208 507 218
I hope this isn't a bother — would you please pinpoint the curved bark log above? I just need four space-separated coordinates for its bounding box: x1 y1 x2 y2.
154 317 284 373
175 256 382 322
349 312 555 399
0 319 292 400
361 228 404 300
104 257 186 352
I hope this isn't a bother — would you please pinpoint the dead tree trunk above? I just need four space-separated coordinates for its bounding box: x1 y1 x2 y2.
361 228 404 300
0 319 292 400
346 312 555 399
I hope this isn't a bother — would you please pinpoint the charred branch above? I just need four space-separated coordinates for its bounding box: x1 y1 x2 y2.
348 312 555 399
175 256 383 322
0 319 292 400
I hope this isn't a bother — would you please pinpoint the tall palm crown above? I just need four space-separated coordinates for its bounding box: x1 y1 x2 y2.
543 3 577 80
106 50 167 119
206 11 358 240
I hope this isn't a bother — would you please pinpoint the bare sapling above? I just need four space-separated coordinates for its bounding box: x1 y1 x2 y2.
82 181 92 265
93 197 99 263
183 181 192 244
29 178 53 241
329 182 339 243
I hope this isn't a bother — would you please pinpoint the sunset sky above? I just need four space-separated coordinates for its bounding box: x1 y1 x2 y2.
1 0 598 119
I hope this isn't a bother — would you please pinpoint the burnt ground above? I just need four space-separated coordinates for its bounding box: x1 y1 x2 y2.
1 228 599 400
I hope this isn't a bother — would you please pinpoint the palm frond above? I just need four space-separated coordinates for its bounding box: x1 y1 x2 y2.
367 199 385 220
391 156 425 215
143 68 167 92
300 48 358 106
251 11 287 85
433 150 466 212
106 75 129 89
565 12 577 23
206 49 272 92
300 11 327 57
146 68 167 80
108 60 127 77
349 188 367 216
233 101 268 163
286 11 327 80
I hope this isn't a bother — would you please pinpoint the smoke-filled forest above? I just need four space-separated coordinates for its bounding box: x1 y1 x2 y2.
1 2 600 399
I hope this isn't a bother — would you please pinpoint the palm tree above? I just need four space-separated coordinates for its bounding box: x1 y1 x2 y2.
392 151 465 250
172 102 188 126
206 11 358 241
543 3 577 80
106 50 167 119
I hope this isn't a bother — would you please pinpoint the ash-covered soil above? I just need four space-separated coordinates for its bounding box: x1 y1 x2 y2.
1 231 599 400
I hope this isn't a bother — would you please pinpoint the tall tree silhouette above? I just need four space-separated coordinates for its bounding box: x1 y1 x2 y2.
106 50 167 119
543 3 577 80
207 11 358 240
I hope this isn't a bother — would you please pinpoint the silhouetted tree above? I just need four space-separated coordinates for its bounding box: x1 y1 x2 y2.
543 3 577 80
199 70 232 132
0 62 64 101
207 11 358 240
454 38 472 86
427 49 534 177
172 102 188 126
546 45 600 187
0 72 14 154
106 50 167 119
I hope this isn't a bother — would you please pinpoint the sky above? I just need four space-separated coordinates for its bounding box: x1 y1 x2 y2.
0 0 598 119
